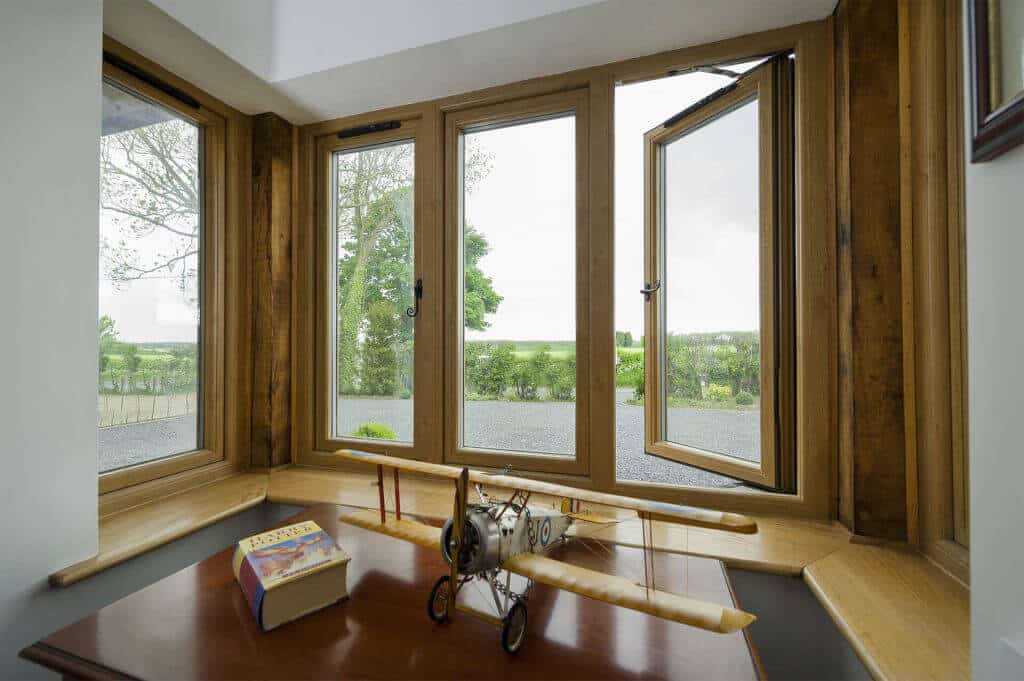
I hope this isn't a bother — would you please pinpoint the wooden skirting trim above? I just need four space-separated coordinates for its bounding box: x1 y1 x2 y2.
51 473 268 587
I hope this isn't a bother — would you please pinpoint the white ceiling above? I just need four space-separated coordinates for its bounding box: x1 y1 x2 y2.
150 0 606 83
104 0 836 125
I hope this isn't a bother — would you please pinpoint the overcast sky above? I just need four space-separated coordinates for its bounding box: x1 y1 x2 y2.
102 67 761 345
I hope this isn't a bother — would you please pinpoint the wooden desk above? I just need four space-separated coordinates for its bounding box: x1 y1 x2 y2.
22 505 762 680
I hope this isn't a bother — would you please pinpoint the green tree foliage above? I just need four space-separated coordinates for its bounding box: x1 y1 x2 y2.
615 331 634 348
360 301 401 396
466 342 515 397
548 357 576 401
334 141 500 395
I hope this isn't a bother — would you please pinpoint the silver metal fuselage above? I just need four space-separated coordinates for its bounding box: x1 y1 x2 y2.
441 502 573 574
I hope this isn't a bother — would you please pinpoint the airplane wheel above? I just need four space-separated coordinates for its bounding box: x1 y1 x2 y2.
427 576 451 623
501 602 528 654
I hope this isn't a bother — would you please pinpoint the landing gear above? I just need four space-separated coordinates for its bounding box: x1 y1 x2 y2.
427 575 451 622
501 602 528 654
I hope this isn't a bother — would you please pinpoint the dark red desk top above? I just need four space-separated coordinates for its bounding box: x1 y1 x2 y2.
22 504 761 680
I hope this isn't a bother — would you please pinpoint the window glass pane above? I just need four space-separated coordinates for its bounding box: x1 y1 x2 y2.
99 81 201 472
615 73 744 487
460 115 576 456
661 98 761 463
331 140 415 443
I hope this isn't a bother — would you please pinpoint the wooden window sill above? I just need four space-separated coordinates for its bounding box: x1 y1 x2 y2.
50 473 268 587
804 543 970 681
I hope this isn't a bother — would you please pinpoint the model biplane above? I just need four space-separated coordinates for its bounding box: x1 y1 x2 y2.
335 449 758 653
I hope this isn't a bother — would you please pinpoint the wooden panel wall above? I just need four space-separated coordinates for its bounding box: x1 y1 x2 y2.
835 0 908 540
251 113 295 468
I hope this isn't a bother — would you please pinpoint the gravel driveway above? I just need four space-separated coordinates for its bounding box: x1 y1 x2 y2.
99 392 757 489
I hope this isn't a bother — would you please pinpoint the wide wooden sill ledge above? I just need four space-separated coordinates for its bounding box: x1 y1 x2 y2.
804 543 970 681
50 473 267 587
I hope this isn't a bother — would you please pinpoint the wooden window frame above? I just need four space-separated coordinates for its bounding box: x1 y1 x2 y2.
313 116 443 463
97 58 227 496
443 89 592 477
296 19 834 520
642 61 796 490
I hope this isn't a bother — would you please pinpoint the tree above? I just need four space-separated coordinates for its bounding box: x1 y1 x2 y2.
333 138 500 395
100 119 200 300
615 331 634 348
359 301 402 396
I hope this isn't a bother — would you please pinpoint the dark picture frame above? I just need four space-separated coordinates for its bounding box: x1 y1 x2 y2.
969 0 1024 161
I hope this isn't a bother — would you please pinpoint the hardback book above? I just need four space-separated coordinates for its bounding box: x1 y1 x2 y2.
232 520 351 631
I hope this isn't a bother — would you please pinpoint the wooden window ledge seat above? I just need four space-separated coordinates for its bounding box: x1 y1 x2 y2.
50 473 268 587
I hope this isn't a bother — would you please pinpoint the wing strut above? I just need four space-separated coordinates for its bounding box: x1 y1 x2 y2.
447 467 469 619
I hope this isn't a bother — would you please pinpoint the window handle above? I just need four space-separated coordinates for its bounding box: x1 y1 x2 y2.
640 280 661 302
406 278 423 318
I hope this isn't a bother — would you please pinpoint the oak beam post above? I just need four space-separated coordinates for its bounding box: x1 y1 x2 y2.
251 112 294 468
835 0 908 540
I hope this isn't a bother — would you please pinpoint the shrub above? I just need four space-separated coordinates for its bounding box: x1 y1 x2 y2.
706 383 732 402
735 390 755 406
475 343 515 397
350 422 398 440
512 358 540 400
616 350 643 388
633 376 645 401
548 357 576 401
399 387 412 400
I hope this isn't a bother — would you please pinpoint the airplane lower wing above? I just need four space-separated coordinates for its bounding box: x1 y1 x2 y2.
503 552 755 634
340 508 441 549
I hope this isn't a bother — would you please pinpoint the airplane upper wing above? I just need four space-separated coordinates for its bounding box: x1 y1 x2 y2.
335 449 757 534
504 552 755 634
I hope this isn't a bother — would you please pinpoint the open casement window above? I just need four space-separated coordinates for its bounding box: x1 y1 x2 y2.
642 55 795 490
316 118 440 462
444 90 591 476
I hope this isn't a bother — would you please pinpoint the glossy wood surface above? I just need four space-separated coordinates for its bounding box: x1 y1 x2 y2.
27 505 760 681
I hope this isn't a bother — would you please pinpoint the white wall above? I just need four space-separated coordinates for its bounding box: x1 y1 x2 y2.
965 43 1024 681
0 0 102 675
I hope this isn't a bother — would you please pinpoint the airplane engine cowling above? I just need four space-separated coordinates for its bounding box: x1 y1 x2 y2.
441 506 502 574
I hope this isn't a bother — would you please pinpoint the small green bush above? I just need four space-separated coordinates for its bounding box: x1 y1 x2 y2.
350 422 398 440
706 383 732 402
399 387 412 399
735 390 755 406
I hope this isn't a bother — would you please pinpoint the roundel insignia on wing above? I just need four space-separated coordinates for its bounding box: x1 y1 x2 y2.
540 517 552 546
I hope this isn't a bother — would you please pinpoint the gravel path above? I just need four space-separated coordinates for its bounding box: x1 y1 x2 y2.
99 392 758 489
99 413 198 473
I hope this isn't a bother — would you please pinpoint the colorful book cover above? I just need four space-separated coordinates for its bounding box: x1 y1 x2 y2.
232 521 350 631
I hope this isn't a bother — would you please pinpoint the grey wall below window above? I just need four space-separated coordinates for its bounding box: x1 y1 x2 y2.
728 568 870 680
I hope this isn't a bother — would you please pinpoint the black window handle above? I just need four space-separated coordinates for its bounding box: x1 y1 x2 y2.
640 280 661 301
406 278 423 318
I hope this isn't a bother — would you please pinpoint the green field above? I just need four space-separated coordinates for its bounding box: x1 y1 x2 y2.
475 340 643 360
